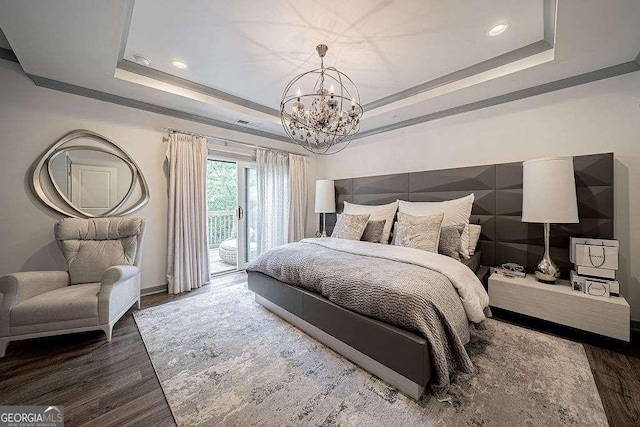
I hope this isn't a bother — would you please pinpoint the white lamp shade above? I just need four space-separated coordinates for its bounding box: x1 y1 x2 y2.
315 179 336 213
522 157 579 223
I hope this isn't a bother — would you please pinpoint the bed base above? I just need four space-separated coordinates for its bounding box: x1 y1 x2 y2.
248 271 430 400
255 295 425 399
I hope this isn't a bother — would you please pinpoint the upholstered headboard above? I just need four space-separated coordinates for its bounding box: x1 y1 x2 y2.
325 153 614 276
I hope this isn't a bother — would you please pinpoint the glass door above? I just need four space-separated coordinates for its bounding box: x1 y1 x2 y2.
236 161 257 269
206 159 238 275
206 158 257 275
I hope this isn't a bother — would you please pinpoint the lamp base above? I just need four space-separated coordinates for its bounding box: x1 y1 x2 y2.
534 222 561 284
534 254 560 284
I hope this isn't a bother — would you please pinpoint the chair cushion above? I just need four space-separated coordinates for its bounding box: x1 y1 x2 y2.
55 218 143 284
61 238 137 284
11 283 100 327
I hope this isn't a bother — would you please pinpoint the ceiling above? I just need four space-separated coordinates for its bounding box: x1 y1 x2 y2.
1 0 639 145
125 0 543 107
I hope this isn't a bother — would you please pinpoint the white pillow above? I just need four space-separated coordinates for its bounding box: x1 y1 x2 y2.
468 224 482 255
343 200 398 244
397 194 475 258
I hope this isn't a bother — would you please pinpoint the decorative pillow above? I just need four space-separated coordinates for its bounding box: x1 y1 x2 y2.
397 194 475 258
438 224 465 260
394 212 444 253
361 219 386 243
331 213 370 240
343 201 398 244
468 224 482 255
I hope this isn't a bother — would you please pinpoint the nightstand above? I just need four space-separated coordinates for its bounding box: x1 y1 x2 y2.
488 273 630 341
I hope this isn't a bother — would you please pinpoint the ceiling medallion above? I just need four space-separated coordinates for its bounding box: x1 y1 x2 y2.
280 44 363 155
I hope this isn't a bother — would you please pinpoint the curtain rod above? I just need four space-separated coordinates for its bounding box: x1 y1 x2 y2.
163 128 309 157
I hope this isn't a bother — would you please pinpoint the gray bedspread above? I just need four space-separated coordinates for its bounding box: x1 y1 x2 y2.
247 238 488 397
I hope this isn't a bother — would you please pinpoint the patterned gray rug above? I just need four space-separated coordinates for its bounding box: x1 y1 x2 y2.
134 284 608 426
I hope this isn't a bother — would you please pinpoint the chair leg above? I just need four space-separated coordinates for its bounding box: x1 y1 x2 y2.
103 325 113 342
137 296 141 310
0 338 10 358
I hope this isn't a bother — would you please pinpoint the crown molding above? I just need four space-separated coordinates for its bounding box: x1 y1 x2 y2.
355 60 640 140
27 74 293 144
117 59 280 117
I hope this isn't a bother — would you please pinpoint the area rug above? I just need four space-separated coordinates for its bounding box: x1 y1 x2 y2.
134 284 608 426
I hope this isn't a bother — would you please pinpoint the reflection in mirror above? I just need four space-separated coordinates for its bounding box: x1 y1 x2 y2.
32 130 149 218
49 149 134 216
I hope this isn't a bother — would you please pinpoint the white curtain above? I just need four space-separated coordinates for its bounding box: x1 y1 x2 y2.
288 153 308 242
256 149 289 255
166 133 210 294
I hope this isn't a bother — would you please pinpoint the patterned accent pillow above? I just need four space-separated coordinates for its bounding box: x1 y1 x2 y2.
343 201 398 244
468 224 482 255
398 194 474 257
331 213 371 240
394 212 444 253
438 224 465 260
361 220 386 243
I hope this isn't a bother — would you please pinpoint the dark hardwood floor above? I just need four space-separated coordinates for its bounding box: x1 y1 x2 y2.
1 272 638 426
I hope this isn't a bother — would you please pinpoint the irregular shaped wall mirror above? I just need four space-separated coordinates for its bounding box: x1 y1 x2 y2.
33 130 149 218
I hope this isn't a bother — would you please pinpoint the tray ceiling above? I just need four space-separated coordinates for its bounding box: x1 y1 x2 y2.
124 0 544 108
1 0 639 144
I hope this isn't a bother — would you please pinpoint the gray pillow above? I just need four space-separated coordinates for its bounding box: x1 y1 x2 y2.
331 213 371 240
438 224 465 260
394 212 444 253
361 220 386 243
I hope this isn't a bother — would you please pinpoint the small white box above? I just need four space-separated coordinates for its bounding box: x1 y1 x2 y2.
586 280 610 298
576 265 616 280
575 244 619 270
570 238 618 263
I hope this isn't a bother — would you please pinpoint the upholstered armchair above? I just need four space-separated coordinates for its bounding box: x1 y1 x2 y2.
0 217 146 357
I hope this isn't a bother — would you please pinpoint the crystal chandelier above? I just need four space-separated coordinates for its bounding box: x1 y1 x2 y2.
280 44 363 155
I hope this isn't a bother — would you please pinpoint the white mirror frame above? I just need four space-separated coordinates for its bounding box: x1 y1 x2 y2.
32 129 149 218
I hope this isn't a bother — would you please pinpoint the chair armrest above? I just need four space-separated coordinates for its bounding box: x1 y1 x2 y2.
0 271 70 307
100 265 140 288
98 266 140 324
0 271 70 337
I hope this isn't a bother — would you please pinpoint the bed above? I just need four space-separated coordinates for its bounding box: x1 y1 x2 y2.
247 153 612 400
247 238 490 399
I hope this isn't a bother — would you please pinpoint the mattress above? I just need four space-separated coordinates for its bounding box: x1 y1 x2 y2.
461 251 481 273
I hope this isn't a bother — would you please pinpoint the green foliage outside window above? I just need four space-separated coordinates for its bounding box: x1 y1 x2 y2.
207 160 237 211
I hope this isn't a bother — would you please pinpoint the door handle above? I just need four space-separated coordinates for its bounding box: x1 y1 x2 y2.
237 206 244 220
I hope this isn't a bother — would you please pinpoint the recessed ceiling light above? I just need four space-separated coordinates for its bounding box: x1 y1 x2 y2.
133 54 150 66
171 60 188 69
488 23 508 36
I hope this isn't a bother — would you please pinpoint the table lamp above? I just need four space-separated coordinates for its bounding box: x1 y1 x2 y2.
315 179 336 237
522 157 579 283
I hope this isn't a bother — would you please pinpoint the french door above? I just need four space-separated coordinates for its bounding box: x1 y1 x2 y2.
235 161 257 270
206 158 256 275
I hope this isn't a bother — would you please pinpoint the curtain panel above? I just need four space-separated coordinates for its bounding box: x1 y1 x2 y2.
166 133 210 294
288 153 308 242
256 149 289 255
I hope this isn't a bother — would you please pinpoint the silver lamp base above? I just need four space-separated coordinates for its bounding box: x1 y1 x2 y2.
534 254 560 283
535 222 560 284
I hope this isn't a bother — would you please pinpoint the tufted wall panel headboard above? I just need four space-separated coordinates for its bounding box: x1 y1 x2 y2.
324 153 614 276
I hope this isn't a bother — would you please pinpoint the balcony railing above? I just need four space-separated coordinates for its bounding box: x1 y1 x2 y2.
207 210 235 248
